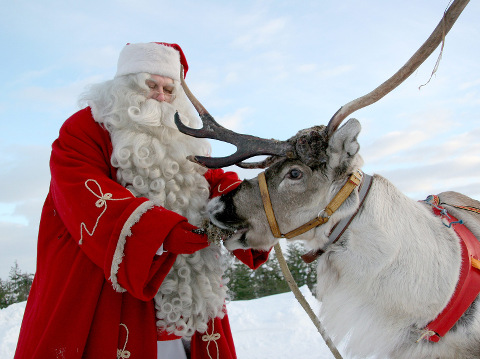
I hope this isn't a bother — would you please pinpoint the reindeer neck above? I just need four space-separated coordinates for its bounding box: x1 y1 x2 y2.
316 174 466 357
323 174 462 321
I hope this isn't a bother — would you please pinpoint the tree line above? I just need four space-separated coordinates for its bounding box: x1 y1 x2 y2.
225 242 317 300
0 261 34 309
1 242 316 309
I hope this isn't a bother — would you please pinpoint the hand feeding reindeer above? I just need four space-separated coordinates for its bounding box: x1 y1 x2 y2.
175 1 480 358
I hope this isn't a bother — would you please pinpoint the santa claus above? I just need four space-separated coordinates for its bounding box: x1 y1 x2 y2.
15 42 269 359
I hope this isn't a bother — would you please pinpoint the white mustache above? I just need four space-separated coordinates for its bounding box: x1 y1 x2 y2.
128 99 192 129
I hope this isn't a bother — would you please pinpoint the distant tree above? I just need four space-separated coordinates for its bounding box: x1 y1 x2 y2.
9 261 34 303
253 253 288 298
285 242 317 293
0 261 34 309
225 259 256 300
0 278 9 309
224 242 318 301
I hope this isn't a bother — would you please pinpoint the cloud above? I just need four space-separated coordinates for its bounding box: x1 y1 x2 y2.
317 65 355 79
362 130 428 163
364 122 480 200
0 204 28 226
0 145 51 203
377 155 480 200
217 107 252 131
453 90 480 106
232 17 288 50
8 67 55 87
0 143 49 278
14 75 105 111
459 78 480 91
69 45 118 71
0 221 38 279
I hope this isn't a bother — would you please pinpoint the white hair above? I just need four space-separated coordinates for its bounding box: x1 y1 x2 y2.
79 74 229 338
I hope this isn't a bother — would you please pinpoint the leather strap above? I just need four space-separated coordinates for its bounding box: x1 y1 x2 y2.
324 171 362 216
302 174 373 263
258 171 282 238
258 170 364 240
324 174 372 247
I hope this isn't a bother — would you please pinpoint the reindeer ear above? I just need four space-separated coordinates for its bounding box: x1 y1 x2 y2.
329 118 361 155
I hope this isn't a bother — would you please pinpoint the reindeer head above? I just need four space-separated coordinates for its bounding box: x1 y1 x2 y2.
173 0 467 250
174 72 364 250
207 119 363 251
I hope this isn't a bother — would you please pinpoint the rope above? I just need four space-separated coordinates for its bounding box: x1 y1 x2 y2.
274 243 344 359
416 329 437 343
418 1 449 89
449 204 480 215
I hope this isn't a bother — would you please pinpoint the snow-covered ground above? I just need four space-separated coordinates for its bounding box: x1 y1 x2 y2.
0 301 26 358
1 286 344 358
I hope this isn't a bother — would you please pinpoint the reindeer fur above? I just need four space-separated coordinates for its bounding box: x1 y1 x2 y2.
207 119 480 359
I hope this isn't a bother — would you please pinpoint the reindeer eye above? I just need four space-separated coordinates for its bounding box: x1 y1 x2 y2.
287 168 303 180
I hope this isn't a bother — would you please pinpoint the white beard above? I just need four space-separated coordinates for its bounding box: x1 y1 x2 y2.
90 86 229 338
109 99 211 226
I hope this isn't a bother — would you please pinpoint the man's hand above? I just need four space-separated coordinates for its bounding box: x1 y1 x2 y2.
163 221 210 254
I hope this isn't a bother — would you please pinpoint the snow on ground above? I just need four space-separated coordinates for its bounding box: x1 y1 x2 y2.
228 285 341 359
0 301 26 358
0 286 345 358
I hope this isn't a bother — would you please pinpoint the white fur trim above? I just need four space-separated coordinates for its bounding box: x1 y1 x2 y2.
115 43 181 80
110 200 155 292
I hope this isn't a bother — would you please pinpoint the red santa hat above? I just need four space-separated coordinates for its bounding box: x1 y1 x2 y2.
115 42 189 80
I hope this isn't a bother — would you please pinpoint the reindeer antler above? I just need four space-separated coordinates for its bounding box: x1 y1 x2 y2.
175 68 295 168
176 0 469 169
326 0 470 137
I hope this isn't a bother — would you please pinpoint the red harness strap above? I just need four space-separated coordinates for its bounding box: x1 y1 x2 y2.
421 205 480 342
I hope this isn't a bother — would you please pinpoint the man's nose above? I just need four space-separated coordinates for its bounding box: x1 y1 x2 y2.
153 90 167 101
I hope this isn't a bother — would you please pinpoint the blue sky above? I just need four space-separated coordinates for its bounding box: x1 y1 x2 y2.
0 0 479 278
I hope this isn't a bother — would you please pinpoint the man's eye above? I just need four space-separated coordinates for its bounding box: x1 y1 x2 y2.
286 169 303 180
146 81 156 89
164 88 173 94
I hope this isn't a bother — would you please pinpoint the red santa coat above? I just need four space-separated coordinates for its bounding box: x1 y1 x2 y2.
15 107 269 359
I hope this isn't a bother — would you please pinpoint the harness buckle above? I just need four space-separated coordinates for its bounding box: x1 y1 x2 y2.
349 170 363 185
317 209 330 219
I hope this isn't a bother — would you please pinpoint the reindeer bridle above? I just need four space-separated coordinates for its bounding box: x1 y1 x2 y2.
258 170 364 239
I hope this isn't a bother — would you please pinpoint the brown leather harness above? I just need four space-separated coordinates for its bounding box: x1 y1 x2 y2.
258 170 373 253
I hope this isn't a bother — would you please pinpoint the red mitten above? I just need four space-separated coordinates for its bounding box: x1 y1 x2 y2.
163 221 210 254
206 169 242 198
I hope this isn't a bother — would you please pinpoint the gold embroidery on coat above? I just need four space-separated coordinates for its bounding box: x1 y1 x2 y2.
80 179 130 244
202 319 221 359
217 181 242 194
117 323 131 358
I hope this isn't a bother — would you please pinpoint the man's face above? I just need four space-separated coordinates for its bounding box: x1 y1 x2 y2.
146 74 175 103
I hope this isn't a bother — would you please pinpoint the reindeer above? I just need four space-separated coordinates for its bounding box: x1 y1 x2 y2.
175 1 480 358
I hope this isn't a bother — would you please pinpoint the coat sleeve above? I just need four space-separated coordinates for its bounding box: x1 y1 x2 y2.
204 168 271 269
49 111 184 300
